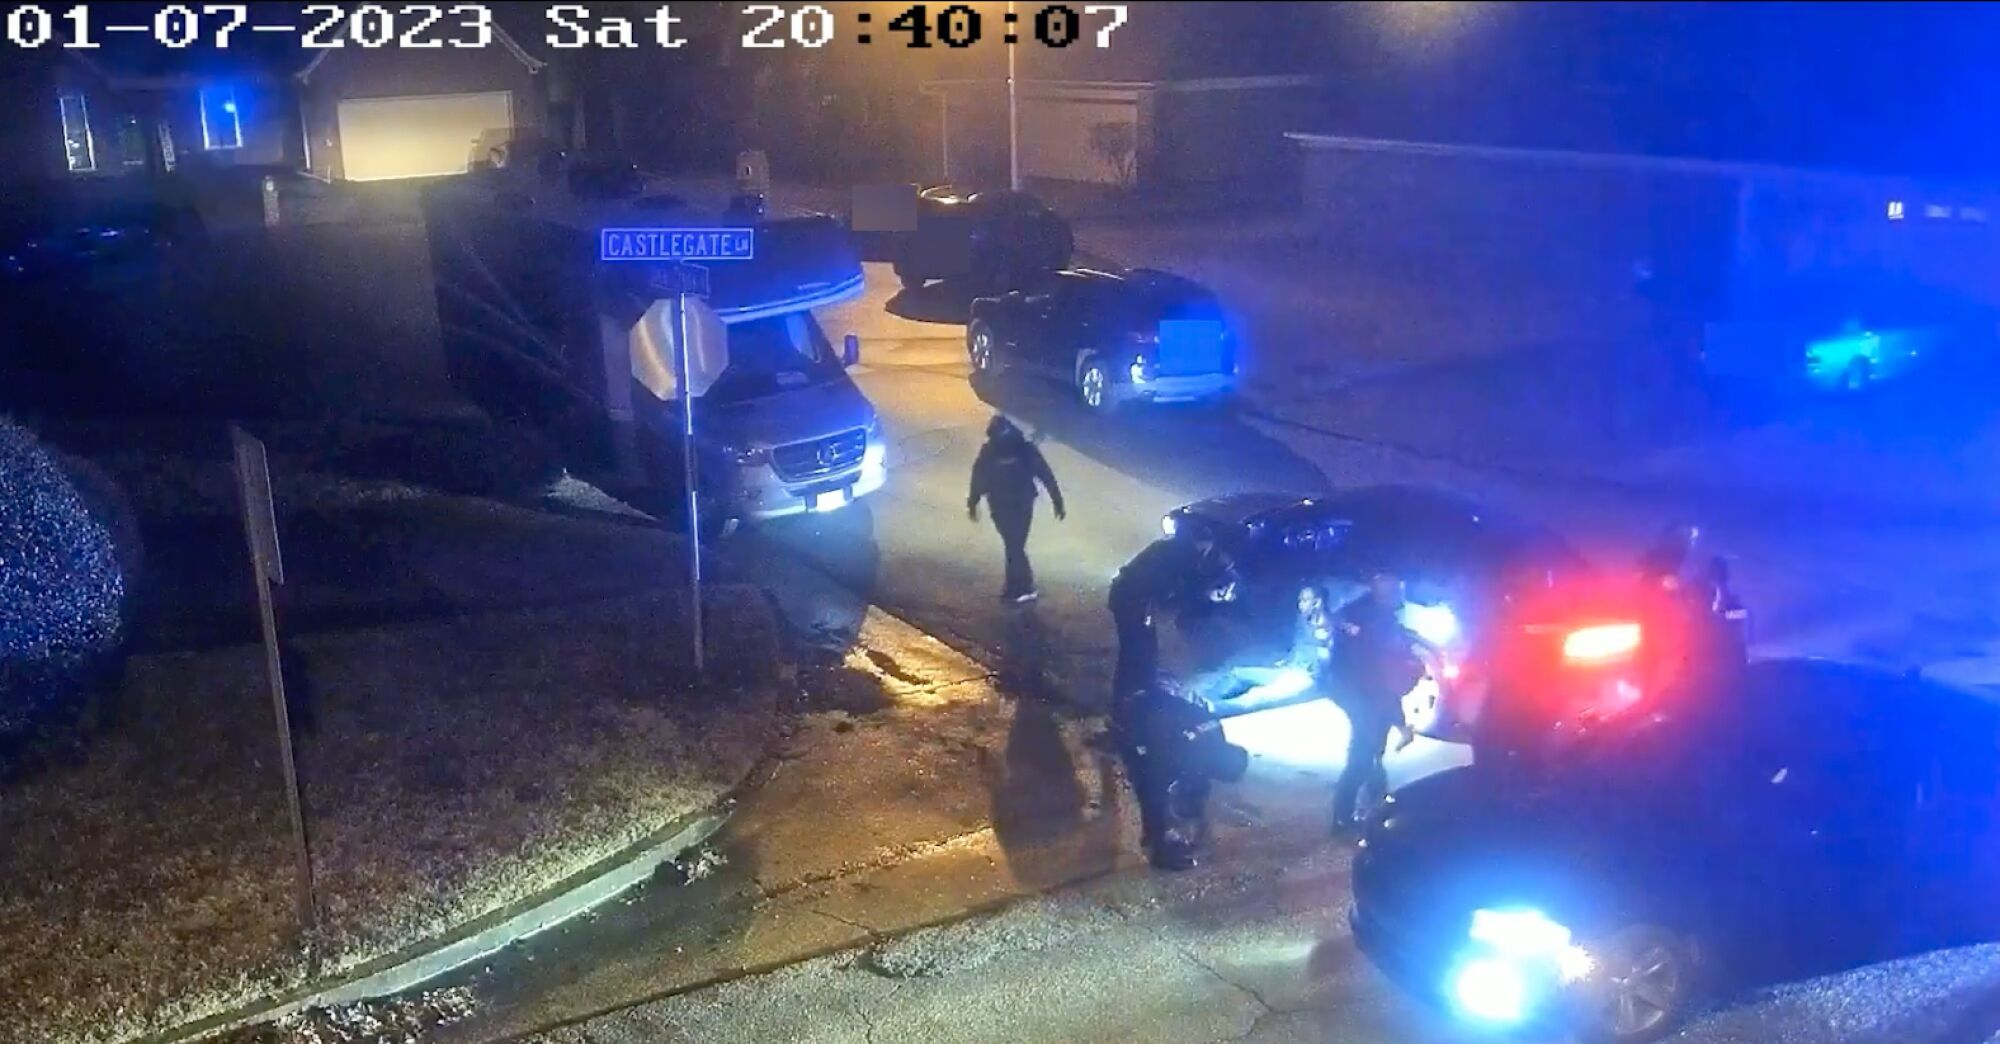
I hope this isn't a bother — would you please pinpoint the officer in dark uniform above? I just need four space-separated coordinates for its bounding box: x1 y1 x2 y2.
1637 524 1747 701
1107 532 1236 714
1119 676 1249 870
1330 570 1424 832
968 416 1066 603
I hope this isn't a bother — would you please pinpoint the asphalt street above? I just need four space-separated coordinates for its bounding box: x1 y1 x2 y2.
745 264 1330 708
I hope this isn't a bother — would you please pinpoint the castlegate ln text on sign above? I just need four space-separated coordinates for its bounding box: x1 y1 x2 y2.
600 227 757 263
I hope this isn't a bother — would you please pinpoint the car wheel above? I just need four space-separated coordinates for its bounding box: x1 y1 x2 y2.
895 264 926 291
1842 357 1874 392
1077 356 1117 413
1574 924 1698 1044
968 322 1003 374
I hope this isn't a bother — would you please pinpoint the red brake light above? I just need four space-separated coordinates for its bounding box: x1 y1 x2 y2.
1562 622 1643 663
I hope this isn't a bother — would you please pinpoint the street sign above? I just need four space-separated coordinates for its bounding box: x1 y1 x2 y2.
597 231 756 681
631 295 728 401
645 262 711 298
600 227 756 263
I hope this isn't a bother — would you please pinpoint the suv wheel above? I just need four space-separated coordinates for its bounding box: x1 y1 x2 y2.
968 322 1002 374
895 263 925 291
1077 355 1117 413
1573 924 1698 1044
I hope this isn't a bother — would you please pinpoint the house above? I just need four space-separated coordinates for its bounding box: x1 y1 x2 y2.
1286 132 2000 320
17 5 551 188
919 75 1321 194
296 26 549 182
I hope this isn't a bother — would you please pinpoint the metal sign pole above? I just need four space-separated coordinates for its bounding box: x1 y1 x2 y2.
230 426 317 948
600 229 752 681
675 270 705 677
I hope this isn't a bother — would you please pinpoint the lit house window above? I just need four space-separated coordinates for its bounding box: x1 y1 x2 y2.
59 94 95 172
200 86 242 150
1886 200 1905 220
1925 204 1952 219
1962 206 1989 223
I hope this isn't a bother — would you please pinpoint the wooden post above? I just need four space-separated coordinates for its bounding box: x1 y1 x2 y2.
231 426 317 946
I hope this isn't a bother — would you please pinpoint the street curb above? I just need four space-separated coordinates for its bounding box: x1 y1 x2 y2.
148 804 734 1044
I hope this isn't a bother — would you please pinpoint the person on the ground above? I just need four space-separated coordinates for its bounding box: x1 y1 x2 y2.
1204 582 1336 709
967 416 1065 603
1329 570 1425 833
1107 532 1237 719
1118 676 1248 871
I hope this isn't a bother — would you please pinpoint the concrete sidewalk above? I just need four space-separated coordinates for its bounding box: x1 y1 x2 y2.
522 810 2000 1044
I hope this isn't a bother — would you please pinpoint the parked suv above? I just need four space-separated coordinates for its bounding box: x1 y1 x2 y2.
966 268 1236 411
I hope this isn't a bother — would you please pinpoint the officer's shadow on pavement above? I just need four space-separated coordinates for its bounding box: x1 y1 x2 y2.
988 606 1130 887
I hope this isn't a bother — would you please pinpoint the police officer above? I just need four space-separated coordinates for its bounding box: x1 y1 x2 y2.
1330 570 1423 832
1107 532 1235 714
968 416 1065 603
1637 524 1746 701
1119 677 1248 871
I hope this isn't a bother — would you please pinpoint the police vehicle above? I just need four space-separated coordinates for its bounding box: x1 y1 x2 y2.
1352 658 2000 1043
1160 486 1742 749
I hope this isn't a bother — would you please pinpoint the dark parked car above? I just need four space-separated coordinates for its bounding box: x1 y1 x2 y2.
1352 659 2000 1042
891 185 1072 292
967 268 1238 411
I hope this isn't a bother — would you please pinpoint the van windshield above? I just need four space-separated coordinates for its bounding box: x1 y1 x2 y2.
706 313 845 404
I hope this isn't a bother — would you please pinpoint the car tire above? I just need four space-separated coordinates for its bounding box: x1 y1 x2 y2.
895 263 926 291
968 321 1004 375
1573 923 1699 1044
1077 355 1118 413
1842 357 1874 392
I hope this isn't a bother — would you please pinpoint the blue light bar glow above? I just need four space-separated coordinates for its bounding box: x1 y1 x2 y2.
1453 956 1529 1024
600 227 756 263
1469 908 1572 956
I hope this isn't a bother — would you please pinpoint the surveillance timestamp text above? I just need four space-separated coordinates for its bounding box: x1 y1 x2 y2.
2 4 1130 51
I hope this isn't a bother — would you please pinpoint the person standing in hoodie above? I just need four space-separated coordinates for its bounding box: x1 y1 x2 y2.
968 415 1065 603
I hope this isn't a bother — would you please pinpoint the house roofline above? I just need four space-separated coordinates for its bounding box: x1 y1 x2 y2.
1281 132 1932 190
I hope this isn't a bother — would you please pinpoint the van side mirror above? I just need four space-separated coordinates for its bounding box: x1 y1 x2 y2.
842 333 861 368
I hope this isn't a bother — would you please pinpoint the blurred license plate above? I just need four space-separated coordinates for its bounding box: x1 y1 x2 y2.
813 490 847 512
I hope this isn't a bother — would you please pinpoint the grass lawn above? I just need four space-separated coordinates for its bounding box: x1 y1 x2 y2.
0 588 782 1044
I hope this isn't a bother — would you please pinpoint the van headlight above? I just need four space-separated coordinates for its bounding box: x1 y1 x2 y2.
733 445 770 466
1161 514 1178 538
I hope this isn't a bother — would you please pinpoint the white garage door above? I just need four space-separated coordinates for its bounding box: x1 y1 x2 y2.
337 91 513 182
